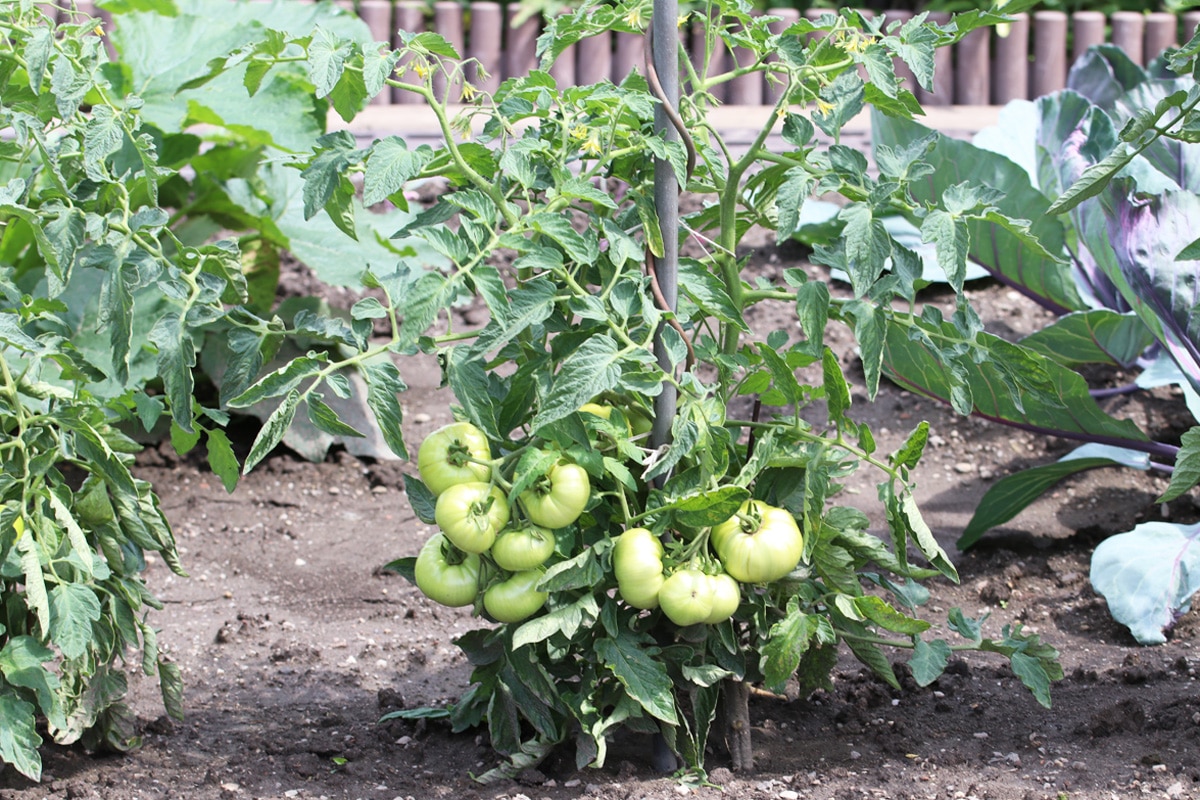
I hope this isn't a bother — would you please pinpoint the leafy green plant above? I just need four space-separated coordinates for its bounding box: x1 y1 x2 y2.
196 0 1066 778
872 39 1200 643
0 0 446 779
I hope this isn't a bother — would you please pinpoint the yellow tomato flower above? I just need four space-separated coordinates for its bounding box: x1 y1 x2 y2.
582 132 603 156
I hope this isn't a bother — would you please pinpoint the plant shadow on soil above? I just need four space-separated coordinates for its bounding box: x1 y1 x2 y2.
5 257 1200 800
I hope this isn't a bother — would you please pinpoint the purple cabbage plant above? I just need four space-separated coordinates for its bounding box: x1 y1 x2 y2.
870 36 1200 643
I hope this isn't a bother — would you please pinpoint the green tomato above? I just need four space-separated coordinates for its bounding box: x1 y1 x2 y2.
519 461 590 529
483 569 548 623
417 422 492 496
658 568 713 627
435 481 510 553
613 527 665 610
491 525 556 571
710 500 803 584
626 408 654 438
581 402 636 437
414 533 481 607
579 402 614 420
704 572 741 624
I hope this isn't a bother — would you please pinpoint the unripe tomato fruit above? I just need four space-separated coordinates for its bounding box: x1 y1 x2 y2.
483 570 548 623
491 525 556 571
417 422 492 496
658 568 713 626
435 482 510 553
705 573 741 624
414 533 481 607
710 500 803 584
613 527 665 609
519 461 590 529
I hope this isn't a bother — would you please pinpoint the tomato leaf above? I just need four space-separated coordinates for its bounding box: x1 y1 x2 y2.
361 359 409 460
48 584 102 660
908 638 951 686
595 631 678 725
760 600 818 694
0 692 42 781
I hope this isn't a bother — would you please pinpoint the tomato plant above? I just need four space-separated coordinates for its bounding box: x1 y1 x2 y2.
207 0 1067 781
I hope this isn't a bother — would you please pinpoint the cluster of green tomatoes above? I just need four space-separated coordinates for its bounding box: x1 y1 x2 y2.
411 414 806 626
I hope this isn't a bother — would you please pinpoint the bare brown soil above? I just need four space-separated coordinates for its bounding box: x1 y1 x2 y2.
4 245 1200 800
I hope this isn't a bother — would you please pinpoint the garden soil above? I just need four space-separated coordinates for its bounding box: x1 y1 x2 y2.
5 240 1200 800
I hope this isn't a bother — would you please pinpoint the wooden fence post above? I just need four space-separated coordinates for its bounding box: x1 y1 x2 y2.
549 21 578 89
1145 12 1177 63
1032 10 1067 97
955 25 990 104
614 30 645 83
1185 12 1200 42
992 12 1029 103
577 30 613 86
360 0 392 105
392 1 424 105
918 11 953 106
728 15 763 105
885 9 917 94
1111 11 1145 65
1072 11 1106 64
765 8 800 103
505 6 540 82
433 1 464 101
468 2 503 97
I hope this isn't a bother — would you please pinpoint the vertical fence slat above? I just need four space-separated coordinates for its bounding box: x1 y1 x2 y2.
1145 12 1177 63
1111 11 1145 65
695 13 727 102
1072 11 1106 64
765 8 800 103
918 11 953 106
576 30 613 86
992 13 1029 104
1032 11 1068 97
392 1 424 104
468 2 502 97
550 42 577 88
360 0 392 105
614 30 645 83
884 9 917 94
504 7 539 81
433 1 464 100
955 25 990 104
728 16 763 106
1185 12 1200 42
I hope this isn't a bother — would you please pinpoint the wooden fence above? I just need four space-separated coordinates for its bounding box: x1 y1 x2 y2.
337 4 1200 107
76 0 1200 106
